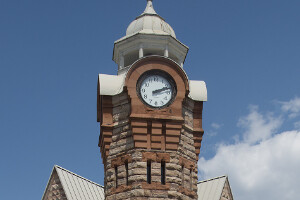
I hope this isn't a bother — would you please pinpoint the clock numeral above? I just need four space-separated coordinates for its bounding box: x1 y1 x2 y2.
139 74 175 108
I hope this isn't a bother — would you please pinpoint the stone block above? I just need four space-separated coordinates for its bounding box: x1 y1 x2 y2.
131 168 147 175
152 175 161 182
133 161 146 168
166 169 180 178
115 192 128 199
152 168 161 176
131 189 145 197
170 157 179 163
152 162 160 169
118 178 126 186
168 191 180 199
166 176 181 184
131 175 147 182
166 163 181 171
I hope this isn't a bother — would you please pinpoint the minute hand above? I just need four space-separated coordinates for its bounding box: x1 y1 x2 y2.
152 87 171 95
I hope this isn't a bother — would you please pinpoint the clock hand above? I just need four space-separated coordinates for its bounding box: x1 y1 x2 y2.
152 87 171 95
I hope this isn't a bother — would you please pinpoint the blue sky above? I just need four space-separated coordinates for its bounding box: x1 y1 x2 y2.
0 0 299 199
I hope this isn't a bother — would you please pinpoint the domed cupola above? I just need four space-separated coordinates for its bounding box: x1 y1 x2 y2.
113 0 189 75
126 0 176 38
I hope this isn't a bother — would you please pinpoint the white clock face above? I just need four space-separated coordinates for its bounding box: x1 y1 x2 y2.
138 73 176 108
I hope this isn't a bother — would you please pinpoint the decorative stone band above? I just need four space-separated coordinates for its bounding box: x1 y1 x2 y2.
110 185 132 195
98 95 113 163
111 154 133 167
141 182 170 190
178 186 197 198
193 131 204 158
99 124 113 163
110 182 170 195
131 119 182 151
183 99 204 159
98 93 131 164
142 152 170 163
179 156 195 170
178 156 197 198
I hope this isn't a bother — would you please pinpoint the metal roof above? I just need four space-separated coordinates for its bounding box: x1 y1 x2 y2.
98 74 125 96
43 166 230 200
197 175 228 200
42 165 105 200
126 0 176 39
189 80 207 102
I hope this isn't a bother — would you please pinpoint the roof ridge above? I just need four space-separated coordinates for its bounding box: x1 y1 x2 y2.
197 175 228 184
55 165 104 188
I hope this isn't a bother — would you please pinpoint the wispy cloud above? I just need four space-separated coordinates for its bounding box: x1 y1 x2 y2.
198 98 300 200
294 121 300 130
280 97 300 118
238 105 282 144
211 122 222 129
206 122 223 137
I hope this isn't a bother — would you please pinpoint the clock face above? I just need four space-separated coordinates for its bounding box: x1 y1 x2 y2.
137 71 176 108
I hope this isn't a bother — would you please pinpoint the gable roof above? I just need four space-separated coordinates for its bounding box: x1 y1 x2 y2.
43 166 233 200
197 175 233 200
42 165 105 200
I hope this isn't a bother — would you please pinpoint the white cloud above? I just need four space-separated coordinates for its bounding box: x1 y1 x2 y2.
211 122 222 130
238 105 282 144
280 97 300 118
206 122 223 137
294 121 300 129
198 102 300 200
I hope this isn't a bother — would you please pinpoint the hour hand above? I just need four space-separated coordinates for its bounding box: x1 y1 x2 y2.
152 87 170 95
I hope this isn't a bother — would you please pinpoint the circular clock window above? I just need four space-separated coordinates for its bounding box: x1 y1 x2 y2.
137 70 177 109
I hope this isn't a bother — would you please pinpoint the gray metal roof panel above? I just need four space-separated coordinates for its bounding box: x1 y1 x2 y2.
197 175 227 200
44 166 229 200
55 166 73 200
43 165 105 200
57 165 105 200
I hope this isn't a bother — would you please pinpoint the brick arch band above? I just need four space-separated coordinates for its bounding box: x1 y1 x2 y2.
125 56 189 120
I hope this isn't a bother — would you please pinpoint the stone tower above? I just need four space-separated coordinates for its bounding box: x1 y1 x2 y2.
97 1 207 199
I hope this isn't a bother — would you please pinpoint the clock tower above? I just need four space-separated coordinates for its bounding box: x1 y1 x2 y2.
97 1 207 199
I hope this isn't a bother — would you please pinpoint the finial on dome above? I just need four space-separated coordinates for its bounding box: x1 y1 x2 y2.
143 0 157 15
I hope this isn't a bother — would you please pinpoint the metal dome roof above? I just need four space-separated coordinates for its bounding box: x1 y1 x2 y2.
126 0 176 38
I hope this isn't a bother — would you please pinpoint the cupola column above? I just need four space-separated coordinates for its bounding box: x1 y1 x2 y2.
119 54 124 70
139 45 144 58
180 56 184 67
164 45 169 57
